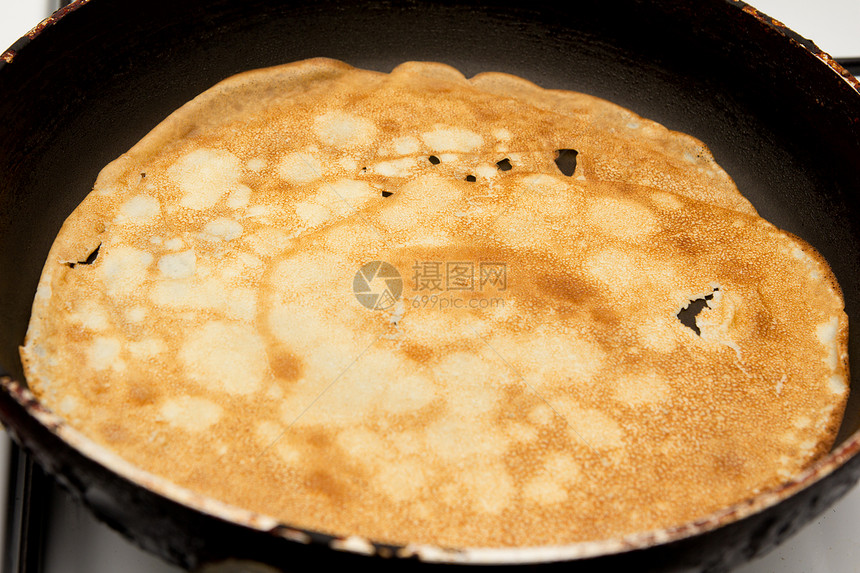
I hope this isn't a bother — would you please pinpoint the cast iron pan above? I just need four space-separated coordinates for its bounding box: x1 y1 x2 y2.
1 0 859 571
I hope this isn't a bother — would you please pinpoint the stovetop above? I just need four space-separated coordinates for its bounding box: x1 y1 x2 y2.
0 1 858 572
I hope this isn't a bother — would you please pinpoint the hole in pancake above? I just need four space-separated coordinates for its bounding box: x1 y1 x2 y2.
428 155 441 165
496 158 512 171
465 175 477 182
381 190 394 197
677 287 720 336
554 148 578 176
66 243 101 269
140 172 146 178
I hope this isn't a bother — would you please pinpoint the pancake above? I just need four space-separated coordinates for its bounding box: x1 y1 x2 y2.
20 58 848 548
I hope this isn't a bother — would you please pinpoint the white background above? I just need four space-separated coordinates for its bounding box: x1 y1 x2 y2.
0 1 859 572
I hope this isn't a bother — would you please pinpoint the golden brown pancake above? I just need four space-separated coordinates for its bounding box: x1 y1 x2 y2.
20 58 848 548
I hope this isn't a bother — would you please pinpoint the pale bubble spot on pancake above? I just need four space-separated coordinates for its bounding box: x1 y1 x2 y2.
420 126 484 152
158 396 222 432
20 58 849 549
168 148 242 210
201 217 243 241
115 194 160 225
313 110 378 148
277 151 324 184
99 246 153 298
127 338 167 360
157 249 196 279
226 184 253 209
179 321 267 395
87 337 122 372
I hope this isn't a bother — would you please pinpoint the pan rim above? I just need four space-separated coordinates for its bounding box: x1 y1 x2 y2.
1 0 859 565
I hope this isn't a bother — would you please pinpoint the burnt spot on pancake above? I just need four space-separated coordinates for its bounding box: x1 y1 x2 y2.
304 427 333 451
87 371 116 396
65 325 96 343
712 450 748 479
554 148 578 176
401 341 435 363
269 348 304 382
100 422 131 444
306 469 352 501
532 270 596 307
126 381 156 406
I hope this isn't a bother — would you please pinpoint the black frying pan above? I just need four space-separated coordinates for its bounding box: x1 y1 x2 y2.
1 0 859 571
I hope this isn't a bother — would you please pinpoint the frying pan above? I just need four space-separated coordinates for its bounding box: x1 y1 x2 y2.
0 0 859 571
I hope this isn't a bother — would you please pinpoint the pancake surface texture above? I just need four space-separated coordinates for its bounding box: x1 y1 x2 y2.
21 59 849 547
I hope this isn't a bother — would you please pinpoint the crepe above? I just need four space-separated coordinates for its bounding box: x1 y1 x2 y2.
20 58 849 548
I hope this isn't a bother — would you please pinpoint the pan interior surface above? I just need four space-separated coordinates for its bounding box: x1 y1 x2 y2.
18 54 850 548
